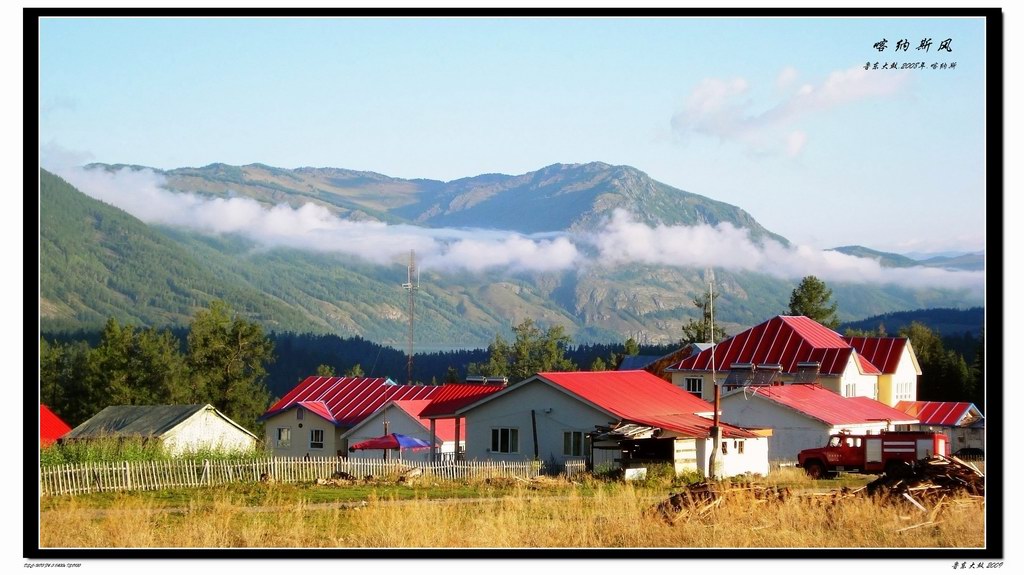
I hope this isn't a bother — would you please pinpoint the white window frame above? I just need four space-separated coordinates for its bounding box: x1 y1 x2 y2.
276 427 291 448
563 431 590 457
491 427 519 454
310 428 324 450
684 377 703 396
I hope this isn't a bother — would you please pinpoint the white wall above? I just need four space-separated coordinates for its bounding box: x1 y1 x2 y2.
720 393 891 462
890 346 920 404
462 379 614 465
344 406 451 463
839 355 879 400
698 436 771 478
263 409 340 459
162 407 256 456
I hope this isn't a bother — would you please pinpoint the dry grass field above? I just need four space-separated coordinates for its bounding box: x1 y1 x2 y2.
38 471 986 549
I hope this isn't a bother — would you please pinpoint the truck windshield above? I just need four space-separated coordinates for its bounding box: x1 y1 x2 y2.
828 436 841 447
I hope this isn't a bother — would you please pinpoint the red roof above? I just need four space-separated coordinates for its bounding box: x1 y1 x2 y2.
671 315 881 376
515 371 757 439
40 404 71 445
389 400 458 442
744 385 918 426
843 337 911 374
419 384 504 418
262 377 439 427
895 401 980 427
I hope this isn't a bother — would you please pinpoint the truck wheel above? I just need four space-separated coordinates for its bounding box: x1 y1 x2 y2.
804 461 826 479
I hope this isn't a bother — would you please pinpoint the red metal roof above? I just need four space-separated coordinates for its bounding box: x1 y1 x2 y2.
389 400 458 442
745 385 918 426
895 401 979 427
262 377 439 427
419 384 504 418
40 404 71 445
843 337 910 374
671 315 881 376
532 371 758 439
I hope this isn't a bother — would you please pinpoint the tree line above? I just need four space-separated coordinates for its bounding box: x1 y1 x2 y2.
40 275 985 438
41 301 274 432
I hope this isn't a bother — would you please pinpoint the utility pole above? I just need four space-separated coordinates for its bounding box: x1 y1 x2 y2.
402 250 419 385
706 269 722 481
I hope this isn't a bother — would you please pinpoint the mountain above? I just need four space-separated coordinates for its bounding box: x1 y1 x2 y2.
829 246 985 272
92 161 788 244
40 166 984 348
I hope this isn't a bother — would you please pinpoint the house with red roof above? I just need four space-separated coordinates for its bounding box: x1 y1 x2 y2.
455 370 771 478
895 401 984 453
341 384 505 462
844 336 922 405
40 404 71 446
719 383 919 462
667 315 920 407
260 376 506 459
260 376 439 458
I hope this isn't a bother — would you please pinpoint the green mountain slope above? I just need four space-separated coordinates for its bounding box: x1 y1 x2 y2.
39 169 312 331
830 245 985 272
40 167 984 348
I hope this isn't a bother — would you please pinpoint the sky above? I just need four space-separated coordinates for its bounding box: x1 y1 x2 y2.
36 15 988 257
13 3 1019 572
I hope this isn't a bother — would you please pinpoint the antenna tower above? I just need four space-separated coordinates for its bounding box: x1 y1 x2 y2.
402 250 419 384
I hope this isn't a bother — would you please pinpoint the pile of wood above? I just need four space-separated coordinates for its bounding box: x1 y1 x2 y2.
866 455 985 499
652 482 790 524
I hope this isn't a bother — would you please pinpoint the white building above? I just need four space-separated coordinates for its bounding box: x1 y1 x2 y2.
457 370 771 478
62 404 258 456
719 384 919 462
667 316 922 407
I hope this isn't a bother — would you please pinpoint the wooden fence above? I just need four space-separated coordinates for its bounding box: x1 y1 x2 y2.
38 457 592 497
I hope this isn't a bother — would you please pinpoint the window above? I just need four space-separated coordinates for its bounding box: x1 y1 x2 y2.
276 428 291 448
722 441 728 454
491 428 519 453
844 383 856 397
737 440 744 454
563 431 590 457
296 406 304 420
310 429 324 449
684 377 703 396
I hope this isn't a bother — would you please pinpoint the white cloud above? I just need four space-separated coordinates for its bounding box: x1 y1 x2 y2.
586 210 983 294
45 165 981 295
672 65 911 157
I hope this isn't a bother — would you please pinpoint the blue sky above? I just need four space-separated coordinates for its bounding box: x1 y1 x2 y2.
38 15 988 254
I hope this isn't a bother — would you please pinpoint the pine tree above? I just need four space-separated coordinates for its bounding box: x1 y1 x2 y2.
186 300 274 431
681 289 727 344
788 275 840 329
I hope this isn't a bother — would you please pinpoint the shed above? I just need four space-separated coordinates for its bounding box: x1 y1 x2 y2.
62 404 258 456
457 370 770 478
719 383 918 462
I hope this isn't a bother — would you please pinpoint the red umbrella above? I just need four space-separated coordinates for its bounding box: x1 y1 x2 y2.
349 433 432 452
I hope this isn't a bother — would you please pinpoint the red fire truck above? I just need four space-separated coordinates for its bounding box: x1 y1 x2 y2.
797 431 950 479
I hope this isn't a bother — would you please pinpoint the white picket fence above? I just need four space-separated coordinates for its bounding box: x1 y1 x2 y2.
38 457 589 497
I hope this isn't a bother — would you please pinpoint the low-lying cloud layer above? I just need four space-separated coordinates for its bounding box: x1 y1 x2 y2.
48 164 982 294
